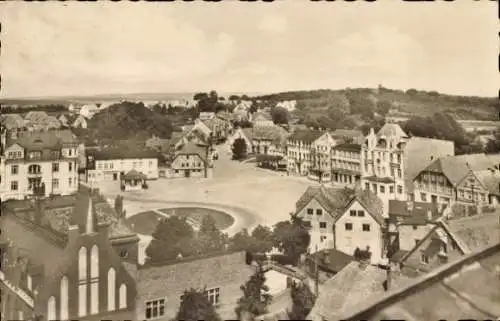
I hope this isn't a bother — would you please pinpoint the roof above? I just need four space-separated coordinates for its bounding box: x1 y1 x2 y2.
296 186 384 225
341 243 500 321
121 169 147 181
376 123 408 138
242 128 254 141
388 200 440 224
333 143 361 152
363 176 395 184
308 249 354 273
330 129 364 139
6 129 78 150
308 261 410 321
175 142 208 163
288 129 324 143
86 147 158 160
0 114 25 129
421 154 497 187
473 170 500 195
24 111 49 121
252 125 289 146
447 211 500 253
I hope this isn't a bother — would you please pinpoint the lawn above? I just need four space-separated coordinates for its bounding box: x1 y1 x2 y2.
158 207 235 230
126 211 165 235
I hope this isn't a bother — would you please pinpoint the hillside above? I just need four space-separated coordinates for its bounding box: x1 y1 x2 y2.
252 87 498 121
83 101 174 144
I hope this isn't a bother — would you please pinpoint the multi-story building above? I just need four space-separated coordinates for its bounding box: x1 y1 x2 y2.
86 148 159 183
169 142 212 178
1 129 80 201
294 186 386 264
412 153 500 210
287 129 324 177
309 132 336 182
360 124 454 217
0 186 139 321
331 143 362 188
253 125 290 171
134 251 255 321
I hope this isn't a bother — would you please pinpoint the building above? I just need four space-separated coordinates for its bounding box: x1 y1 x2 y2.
251 111 274 127
169 142 212 179
85 148 159 183
331 143 362 188
275 100 297 112
253 126 289 171
72 115 88 129
412 153 500 211
23 111 61 132
79 105 100 119
360 124 455 217
302 249 354 283
307 260 411 321
0 186 139 321
330 129 364 145
198 112 216 121
201 117 232 143
340 242 500 321
133 251 255 321
294 186 386 263
308 132 336 182
287 129 324 177
226 128 254 155
1 129 80 201
1 114 27 132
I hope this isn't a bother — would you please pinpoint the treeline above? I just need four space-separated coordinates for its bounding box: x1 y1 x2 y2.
1 104 68 114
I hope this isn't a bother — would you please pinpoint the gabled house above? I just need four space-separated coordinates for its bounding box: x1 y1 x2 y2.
79 104 100 119
252 125 290 170
227 128 254 155
0 114 26 131
251 111 274 127
185 121 211 147
294 186 386 263
287 129 325 176
170 142 212 179
72 115 88 129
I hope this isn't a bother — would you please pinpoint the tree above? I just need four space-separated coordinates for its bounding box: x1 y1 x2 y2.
114 195 124 217
376 100 392 115
235 264 272 319
229 228 256 252
229 95 240 101
251 225 274 253
232 138 248 160
271 107 289 125
194 92 209 101
289 282 316 320
406 88 418 95
196 215 226 253
485 129 500 154
175 288 222 321
145 216 195 263
272 216 311 265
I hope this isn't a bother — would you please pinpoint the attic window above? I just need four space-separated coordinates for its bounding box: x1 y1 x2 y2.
34 138 43 143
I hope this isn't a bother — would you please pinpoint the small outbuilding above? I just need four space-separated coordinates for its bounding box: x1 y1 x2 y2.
120 169 148 191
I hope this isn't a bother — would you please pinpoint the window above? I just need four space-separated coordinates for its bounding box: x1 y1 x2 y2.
47 296 56 321
357 210 365 217
11 181 18 191
11 165 18 175
108 268 116 311
119 284 127 309
52 179 59 190
90 245 99 314
27 275 32 292
389 186 394 194
61 276 69 320
145 298 165 319
319 222 327 229
365 183 370 190
345 223 353 231
380 185 385 194
442 243 448 253
52 163 59 172
78 247 88 317
397 169 402 178
69 177 72 187
316 209 323 215
362 224 370 232
307 208 313 215
420 193 427 202
350 210 356 217
415 238 420 245
204 287 220 306
69 149 73 156
413 225 418 230
69 162 73 172
421 254 429 264
397 185 403 194
120 249 128 258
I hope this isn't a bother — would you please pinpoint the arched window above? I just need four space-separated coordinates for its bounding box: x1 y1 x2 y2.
60 276 69 320
78 247 87 317
119 284 127 309
107 268 116 311
90 245 99 314
47 296 56 321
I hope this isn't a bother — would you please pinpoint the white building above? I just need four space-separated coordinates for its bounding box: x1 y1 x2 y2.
85 148 159 183
79 104 100 119
1 129 80 200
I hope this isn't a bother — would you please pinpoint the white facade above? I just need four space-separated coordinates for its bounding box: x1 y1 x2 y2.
87 158 158 183
296 198 336 253
309 133 336 182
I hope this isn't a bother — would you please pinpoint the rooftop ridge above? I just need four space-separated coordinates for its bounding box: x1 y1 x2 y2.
139 249 246 269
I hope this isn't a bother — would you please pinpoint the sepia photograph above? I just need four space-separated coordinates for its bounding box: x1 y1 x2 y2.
0 1 499 321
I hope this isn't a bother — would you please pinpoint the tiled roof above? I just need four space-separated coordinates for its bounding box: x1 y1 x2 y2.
388 200 440 224
363 176 395 184
175 142 208 163
474 170 500 195
288 129 324 143
7 129 78 150
253 125 289 145
242 128 254 141
308 262 410 321
333 143 361 152
376 123 408 138
447 212 500 253
86 147 158 160
340 243 500 321
308 249 354 273
121 169 147 181
0 114 26 129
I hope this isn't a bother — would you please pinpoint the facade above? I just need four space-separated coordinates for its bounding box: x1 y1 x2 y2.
170 142 212 179
251 112 274 127
252 125 289 170
360 124 455 217
1 129 80 201
134 251 255 321
79 105 100 119
330 129 365 145
308 132 336 182
86 149 159 183
227 128 253 155
287 129 324 176
294 186 385 263
0 186 139 321
331 143 362 188
72 115 88 129
412 154 499 210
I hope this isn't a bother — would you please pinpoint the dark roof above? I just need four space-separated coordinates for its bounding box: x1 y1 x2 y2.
121 169 147 181
175 142 208 163
87 147 158 160
388 200 440 224
296 186 384 225
363 176 395 184
340 243 500 321
288 129 324 143
7 129 78 150
309 249 354 273
333 143 361 152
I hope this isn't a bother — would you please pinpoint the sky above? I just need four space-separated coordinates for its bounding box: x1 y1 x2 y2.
0 1 498 98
